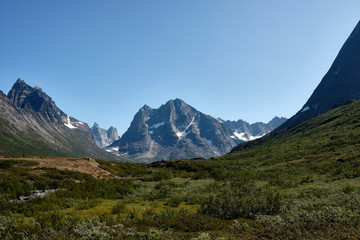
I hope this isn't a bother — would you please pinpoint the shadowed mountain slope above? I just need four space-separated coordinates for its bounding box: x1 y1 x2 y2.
0 79 119 160
280 20 360 129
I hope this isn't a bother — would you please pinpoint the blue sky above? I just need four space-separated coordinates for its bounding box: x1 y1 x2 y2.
0 1 359 136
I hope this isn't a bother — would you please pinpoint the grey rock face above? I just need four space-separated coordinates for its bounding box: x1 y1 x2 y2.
281 20 360 129
91 123 119 148
223 116 287 143
108 99 286 162
0 78 119 160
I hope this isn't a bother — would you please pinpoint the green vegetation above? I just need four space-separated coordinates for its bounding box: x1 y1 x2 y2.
1 101 360 239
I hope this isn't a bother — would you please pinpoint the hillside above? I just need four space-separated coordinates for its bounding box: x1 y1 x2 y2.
280 20 360 129
0 101 360 239
0 80 120 161
228 99 360 164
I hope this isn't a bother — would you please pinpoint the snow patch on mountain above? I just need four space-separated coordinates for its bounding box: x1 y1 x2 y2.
64 115 78 129
231 131 248 141
149 122 165 129
249 132 266 141
231 130 267 142
176 115 196 138
301 106 310 112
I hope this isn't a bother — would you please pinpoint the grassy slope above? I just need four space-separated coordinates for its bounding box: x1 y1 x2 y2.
222 100 360 179
0 101 360 239
0 117 120 161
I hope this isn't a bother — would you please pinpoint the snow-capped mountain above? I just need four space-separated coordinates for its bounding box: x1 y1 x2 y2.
107 98 286 162
223 117 287 143
281 20 360 129
0 78 119 160
91 123 119 148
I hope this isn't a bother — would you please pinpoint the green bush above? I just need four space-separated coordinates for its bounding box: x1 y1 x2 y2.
36 211 66 230
200 183 281 219
0 215 41 239
147 181 176 200
126 208 227 232
165 195 183 207
111 201 127 214
76 199 102 210
151 171 173 181
73 217 110 240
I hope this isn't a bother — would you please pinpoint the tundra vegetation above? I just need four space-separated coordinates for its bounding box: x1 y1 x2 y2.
1 101 360 239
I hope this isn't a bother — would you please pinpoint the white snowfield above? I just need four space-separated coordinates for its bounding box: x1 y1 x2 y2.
64 115 78 129
231 130 266 142
176 115 196 138
231 131 248 141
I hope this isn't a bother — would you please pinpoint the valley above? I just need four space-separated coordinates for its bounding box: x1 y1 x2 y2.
0 3 360 239
0 101 360 239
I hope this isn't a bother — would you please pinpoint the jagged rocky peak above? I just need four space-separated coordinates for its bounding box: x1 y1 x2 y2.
7 78 87 130
268 116 287 128
0 78 119 160
8 78 34 107
91 122 119 148
107 126 119 142
8 78 61 117
222 116 287 143
108 98 287 162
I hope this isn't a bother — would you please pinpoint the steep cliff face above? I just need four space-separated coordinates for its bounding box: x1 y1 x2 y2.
91 123 119 148
281 20 360 129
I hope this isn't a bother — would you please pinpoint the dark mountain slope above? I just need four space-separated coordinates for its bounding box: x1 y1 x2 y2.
228 100 360 165
281 20 360 129
0 79 119 160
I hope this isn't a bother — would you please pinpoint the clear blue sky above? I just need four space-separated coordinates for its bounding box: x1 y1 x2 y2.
0 1 359 136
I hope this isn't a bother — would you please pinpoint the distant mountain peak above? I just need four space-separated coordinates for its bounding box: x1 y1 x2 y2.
16 78 25 84
173 98 185 104
107 99 286 162
0 78 119 160
7 79 65 124
91 123 119 148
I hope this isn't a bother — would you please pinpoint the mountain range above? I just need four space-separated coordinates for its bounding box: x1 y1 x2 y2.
106 98 286 162
3 19 358 162
0 79 119 160
0 80 285 161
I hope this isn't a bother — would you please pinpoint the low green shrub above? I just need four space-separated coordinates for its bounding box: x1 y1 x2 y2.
126 208 227 232
200 183 282 220
111 201 127 214
75 199 102 210
36 211 66 230
151 171 173 181
165 195 183 207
